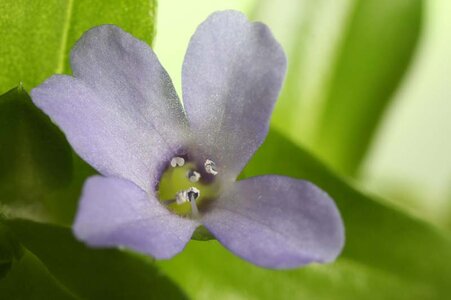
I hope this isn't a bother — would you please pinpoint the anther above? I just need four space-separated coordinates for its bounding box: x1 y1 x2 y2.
175 187 200 216
175 190 188 205
204 159 218 175
170 156 185 167
187 170 201 182
175 187 200 205
186 187 200 202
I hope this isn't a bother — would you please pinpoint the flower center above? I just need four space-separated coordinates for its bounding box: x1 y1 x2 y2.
157 157 220 218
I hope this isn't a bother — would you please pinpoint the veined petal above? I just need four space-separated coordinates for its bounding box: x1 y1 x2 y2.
32 25 189 190
71 25 188 147
182 11 287 178
73 176 198 259
203 176 344 269
31 75 173 191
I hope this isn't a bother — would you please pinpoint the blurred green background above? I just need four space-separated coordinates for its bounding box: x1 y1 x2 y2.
1 0 451 299
156 0 451 229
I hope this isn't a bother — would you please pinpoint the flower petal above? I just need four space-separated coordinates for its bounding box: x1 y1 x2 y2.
73 176 198 259
31 75 175 192
32 25 189 191
202 176 344 269
182 11 287 177
70 25 188 146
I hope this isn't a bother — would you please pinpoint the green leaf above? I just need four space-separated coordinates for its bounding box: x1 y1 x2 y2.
160 242 434 300
315 0 422 174
0 0 156 93
0 223 23 280
4 219 187 300
262 0 422 175
0 87 72 218
159 129 451 299
0 249 78 300
0 0 157 224
39 153 96 225
245 129 451 290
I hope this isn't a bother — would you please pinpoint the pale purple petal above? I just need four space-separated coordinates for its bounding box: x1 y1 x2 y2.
73 176 199 259
202 176 344 269
31 75 176 192
182 11 287 177
71 25 188 146
32 25 189 191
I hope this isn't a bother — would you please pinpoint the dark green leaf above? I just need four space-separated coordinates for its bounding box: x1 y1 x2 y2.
42 153 95 225
0 0 157 93
0 223 23 279
5 219 187 300
0 87 72 218
0 249 78 300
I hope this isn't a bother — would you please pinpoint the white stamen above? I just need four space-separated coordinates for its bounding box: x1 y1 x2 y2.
175 187 200 205
175 190 188 205
204 159 218 175
175 187 200 216
188 170 201 182
170 156 185 167
190 199 199 217
187 187 200 217
186 187 200 202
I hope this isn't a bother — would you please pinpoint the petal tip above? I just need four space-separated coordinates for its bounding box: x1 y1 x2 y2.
203 176 345 269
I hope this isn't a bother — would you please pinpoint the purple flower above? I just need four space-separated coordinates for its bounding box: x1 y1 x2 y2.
31 11 344 269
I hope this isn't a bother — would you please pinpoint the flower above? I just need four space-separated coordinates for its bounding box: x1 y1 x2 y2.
31 10 344 269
